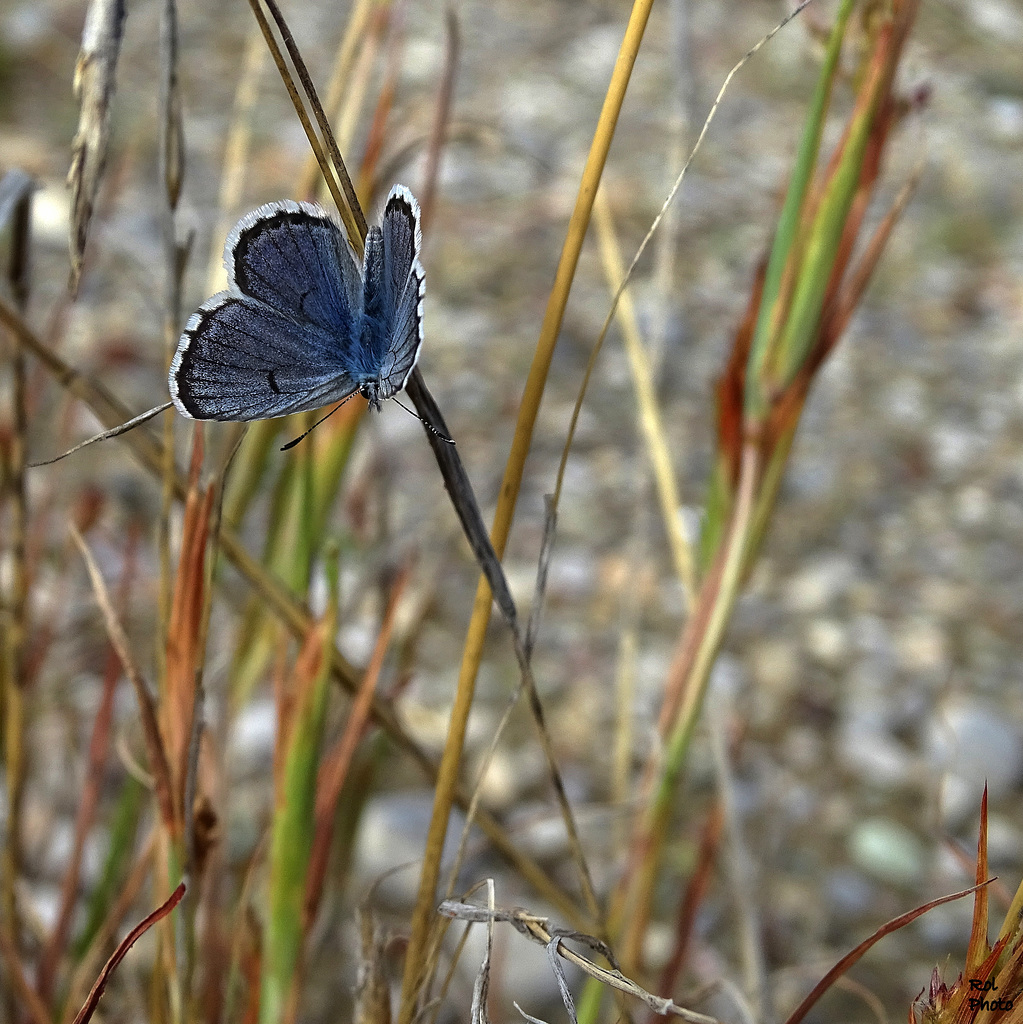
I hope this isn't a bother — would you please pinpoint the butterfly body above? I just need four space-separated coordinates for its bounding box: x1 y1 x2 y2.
170 185 424 421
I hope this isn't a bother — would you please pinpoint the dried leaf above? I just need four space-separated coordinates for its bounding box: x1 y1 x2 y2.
68 0 126 292
355 908 391 1024
70 883 185 1024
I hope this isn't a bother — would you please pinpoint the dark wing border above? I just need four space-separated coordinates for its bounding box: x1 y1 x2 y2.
224 199 363 334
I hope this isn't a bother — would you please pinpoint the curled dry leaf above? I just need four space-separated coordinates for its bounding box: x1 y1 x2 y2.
68 0 126 292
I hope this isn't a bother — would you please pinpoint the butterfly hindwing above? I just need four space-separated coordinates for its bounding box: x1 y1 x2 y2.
170 294 362 420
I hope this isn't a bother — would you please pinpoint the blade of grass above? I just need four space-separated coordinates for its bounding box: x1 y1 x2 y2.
6 298 576 920
304 563 410 925
398 2 657 1016
60 834 155 1024
0 166 34 1008
821 150 925 353
769 39 890 390
260 573 338 1024
70 883 186 1024
592 189 695 596
741 136 910 570
967 789 992 980
745 0 855 418
782 883 987 1024
36 523 142 1005
71 526 175 832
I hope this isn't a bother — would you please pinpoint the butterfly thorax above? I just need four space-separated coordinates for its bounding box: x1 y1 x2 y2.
357 226 390 412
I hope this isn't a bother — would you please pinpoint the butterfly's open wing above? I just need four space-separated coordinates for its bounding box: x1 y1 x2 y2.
226 200 363 336
375 185 425 399
170 295 362 421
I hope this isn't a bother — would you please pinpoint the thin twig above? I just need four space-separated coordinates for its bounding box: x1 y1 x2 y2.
296 0 376 200
439 900 719 1024
419 8 460 231
246 0 366 241
71 526 176 829
28 402 172 466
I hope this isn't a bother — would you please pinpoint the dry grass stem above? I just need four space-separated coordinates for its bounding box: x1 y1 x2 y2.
439 899 719 1024
67 0 126 291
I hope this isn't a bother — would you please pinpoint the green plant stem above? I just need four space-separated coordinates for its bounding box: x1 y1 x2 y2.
745 0 855 418
620 440 761 971
260 581 337 1024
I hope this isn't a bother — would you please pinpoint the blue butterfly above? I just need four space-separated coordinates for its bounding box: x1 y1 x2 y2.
169 185 425 421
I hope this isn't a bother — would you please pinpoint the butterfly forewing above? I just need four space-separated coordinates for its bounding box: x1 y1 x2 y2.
228 200 362 337
377 185 425 397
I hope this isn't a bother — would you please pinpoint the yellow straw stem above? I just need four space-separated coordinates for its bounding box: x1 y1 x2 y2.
592 188 696 598
396 1 656 1018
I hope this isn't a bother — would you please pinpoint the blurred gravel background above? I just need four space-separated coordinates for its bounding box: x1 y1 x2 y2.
2 0 1023 1019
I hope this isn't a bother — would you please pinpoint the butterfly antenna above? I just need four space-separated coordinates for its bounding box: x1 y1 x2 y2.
280 399 350 451
392 397 455 444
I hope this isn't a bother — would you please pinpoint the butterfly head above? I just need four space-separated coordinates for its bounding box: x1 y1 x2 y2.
360 381 383 412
